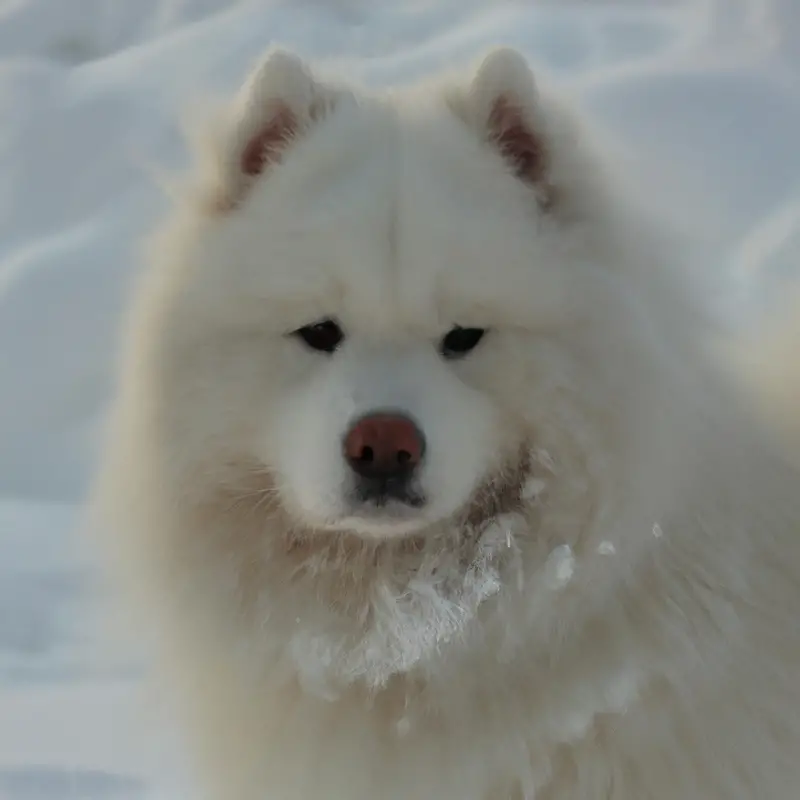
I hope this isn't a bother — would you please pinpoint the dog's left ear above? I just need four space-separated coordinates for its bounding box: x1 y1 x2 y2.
450 48 556 208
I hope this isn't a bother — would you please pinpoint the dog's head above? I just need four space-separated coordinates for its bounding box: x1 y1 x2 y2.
107 47 701 692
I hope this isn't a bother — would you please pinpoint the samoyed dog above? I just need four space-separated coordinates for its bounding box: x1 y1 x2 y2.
93 46 800 799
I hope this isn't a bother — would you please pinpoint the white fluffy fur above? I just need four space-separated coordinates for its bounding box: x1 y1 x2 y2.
93 46 800 800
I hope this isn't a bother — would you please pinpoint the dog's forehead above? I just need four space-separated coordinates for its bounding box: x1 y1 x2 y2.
264 104 543 328
230 99 558 334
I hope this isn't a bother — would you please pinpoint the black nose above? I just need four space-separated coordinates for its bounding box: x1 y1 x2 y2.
343 413 425 480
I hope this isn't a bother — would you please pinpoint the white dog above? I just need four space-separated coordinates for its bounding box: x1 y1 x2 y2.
93 46 800 800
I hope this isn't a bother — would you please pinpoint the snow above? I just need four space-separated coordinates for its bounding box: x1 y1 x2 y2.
0 0 798 796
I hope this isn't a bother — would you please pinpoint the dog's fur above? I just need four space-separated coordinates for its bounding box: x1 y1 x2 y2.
93 47 800 799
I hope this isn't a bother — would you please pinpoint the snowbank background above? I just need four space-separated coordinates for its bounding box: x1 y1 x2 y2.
0 1 798 797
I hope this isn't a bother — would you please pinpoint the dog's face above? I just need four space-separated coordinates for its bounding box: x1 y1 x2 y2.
126 48 691 690
233 109 561 540
161 49 624 537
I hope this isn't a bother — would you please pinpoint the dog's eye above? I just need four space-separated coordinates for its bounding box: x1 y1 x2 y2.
439 327 486 359
293 319 344 353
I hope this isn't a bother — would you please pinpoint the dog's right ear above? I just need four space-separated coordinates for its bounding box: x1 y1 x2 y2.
197 49 339 212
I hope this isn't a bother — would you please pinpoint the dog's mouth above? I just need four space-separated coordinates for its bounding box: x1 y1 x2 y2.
351 476 426 510
336 446 531 542
287 445 534 548
219 445 539 562
336 476 428 536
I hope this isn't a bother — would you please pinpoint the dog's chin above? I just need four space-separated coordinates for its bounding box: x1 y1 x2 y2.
333 510 433 540
314 499 439 540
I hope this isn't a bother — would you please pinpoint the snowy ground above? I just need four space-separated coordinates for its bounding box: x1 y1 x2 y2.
0 0 798 797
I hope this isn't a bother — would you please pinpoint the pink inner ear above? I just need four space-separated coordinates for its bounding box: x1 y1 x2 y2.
488 97 546 184
240 106 297 177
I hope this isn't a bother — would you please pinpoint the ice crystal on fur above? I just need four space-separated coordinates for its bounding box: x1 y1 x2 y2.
532 447 556 473
289 519 519 693
544 544 575 590
521 476 546 502
604 669 641 713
